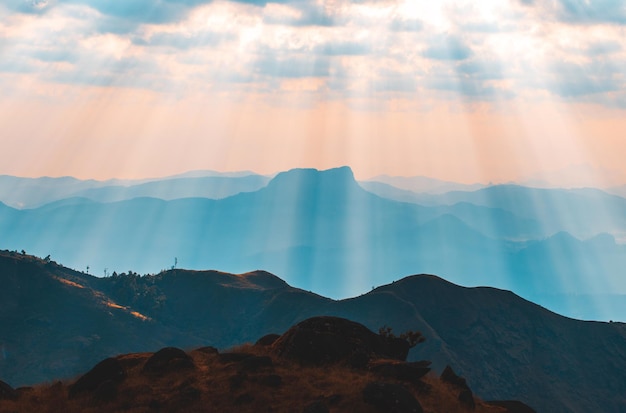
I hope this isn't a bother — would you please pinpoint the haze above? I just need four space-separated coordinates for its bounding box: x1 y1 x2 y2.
1 0 625 185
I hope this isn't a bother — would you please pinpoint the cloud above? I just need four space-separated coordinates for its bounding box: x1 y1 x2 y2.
1 0 625 109
255 55 330 78
456 60 505 80
389 18 423 32
3 0 53 14
133 30 235 49
371 74 417 93
556 0 626 25
428 73 512 100
262 2 334 27
546 61 621 98
314 41 371 56
586 41 622 56
422 35 473 61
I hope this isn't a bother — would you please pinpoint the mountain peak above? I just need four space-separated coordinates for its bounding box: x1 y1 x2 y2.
265 166 360 196
270 166 355 185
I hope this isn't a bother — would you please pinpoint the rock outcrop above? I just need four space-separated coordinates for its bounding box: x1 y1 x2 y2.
271 316 410 365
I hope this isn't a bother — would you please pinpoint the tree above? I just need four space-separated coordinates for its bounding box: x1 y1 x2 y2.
378 325 425 348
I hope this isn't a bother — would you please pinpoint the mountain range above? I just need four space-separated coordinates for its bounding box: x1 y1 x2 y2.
0 167 625 321
0 171 269 209
1 251 625 413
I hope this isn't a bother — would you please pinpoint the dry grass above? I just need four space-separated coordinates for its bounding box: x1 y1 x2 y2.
0 344 507 413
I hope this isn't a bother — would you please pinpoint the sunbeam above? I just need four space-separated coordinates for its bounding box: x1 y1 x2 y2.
1 0 625 322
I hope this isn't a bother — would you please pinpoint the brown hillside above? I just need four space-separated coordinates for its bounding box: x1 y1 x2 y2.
0 316 528 413
0 345 512 413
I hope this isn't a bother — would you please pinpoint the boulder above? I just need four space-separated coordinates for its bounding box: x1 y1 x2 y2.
194 346 219 355
142 347 194 375
69 358 126 398
362 381 423 413
458 388 475 410
440 365 468 388
272 316 410 365
255 333 280 346
440 365 475 410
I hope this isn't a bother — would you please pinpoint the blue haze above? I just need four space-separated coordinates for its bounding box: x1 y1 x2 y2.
0 167 625 321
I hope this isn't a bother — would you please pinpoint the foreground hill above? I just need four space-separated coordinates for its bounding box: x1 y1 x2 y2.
1 252 625 412
0 316 534 413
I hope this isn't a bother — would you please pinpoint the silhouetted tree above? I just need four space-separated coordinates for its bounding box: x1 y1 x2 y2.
378 325 425 348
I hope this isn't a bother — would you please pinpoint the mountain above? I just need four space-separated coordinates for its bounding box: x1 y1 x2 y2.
607 184 626 199
0 175 111 209
391 184 626 240
0 317 532 413
68 175 270 203
364 174 486 194
1 167 625 321
518 164 626 189
0 172 268 209
359 181 544 240
1 251 626 412
161 169 266 179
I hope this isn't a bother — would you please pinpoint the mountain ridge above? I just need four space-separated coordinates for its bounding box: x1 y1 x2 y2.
2 251 626 412
1 167 626 321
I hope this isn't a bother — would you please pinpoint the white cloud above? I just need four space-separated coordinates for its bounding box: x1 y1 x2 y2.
0 0 624 108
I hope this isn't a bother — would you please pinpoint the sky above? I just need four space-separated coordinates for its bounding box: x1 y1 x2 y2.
1 0 626 184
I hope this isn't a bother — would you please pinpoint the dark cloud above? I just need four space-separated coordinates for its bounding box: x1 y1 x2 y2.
422 35 473 61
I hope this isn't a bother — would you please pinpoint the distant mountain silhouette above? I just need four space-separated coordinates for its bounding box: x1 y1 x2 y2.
1 251 625 412
391 184 626 240
0 172 268 209
69 175 270 203
607 184 626 198
365 174 485 194
0 167 625 321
